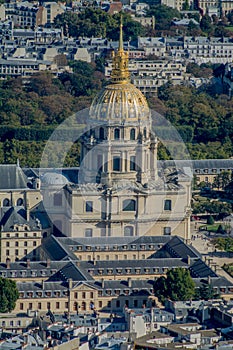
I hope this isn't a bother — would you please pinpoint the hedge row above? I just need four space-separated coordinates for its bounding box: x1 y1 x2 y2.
0 126 84 142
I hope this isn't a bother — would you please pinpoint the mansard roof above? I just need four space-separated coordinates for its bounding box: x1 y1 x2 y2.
0 206 41 232
48 261 91 282
0 164 28 189
151 236 201 260
42 235 78 261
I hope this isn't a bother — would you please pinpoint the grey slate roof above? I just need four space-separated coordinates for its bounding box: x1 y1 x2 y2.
58 235 172 252
0 207 41 232
0 164 28 189
80 258 188 277
42 235 78 261
189 259 218 278
0 261 67 279
159 159 233 171
194 276 233 288
152 236 201 259
48 261 92 282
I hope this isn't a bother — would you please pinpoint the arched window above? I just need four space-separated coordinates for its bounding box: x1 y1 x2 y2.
114 128 120 140
3 198 10 206
99 127 104 140
123 199 136 211
124 226 134 236
17 198 23 206
130 128 136 140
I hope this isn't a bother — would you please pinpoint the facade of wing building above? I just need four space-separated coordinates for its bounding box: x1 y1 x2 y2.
42 22 192 241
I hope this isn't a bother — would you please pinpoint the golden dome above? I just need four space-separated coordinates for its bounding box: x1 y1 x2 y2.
90 83 150 122
89 17 150 123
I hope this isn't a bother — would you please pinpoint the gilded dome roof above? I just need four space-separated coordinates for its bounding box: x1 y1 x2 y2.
89 82 150 122
89 17 150 124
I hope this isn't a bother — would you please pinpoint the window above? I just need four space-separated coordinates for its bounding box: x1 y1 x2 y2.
56 302 60 309
24 242 27 247
143 127 147 138
15 250 18 256
20 303 24 310
6 242 9 247
116 300 120 308
86 201 93 212
6 250 9 256
130 156 136 171
85 229 93 238
114 128 120 140
47 302 51 310
164 199 171 211
33 241 37 247
99 127 104 140
130 128 136 140
113 156 121 171
124 226 134 237
17 198 23 206
53 193 62 206
123 199 136 211
38 302 41 310
3 198 10 206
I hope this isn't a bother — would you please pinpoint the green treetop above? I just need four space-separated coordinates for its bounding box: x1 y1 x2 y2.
154 268 196 304
0 277 19 313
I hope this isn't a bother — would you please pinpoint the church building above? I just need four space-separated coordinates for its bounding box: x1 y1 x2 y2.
42 21 192 241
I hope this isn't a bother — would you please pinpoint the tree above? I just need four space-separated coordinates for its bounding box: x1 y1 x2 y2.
147 5 181 30
154 268 196 303
207 215 215 225
0 278 19 312
217 224 225 234
200 14 213 34
195 282 219 300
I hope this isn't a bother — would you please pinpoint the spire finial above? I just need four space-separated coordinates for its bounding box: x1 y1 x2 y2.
110 15 130 84
119 14 123 51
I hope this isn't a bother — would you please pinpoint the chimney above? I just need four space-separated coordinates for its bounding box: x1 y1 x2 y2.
208 276 211 285
76 261 80 267
101 278 105 289
42 280 45 290
187 255 191 265
6 258 11 269
46 258 51 268
128 277 132 288
68 278 72 290
27 259 30 269
26 200 30 222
